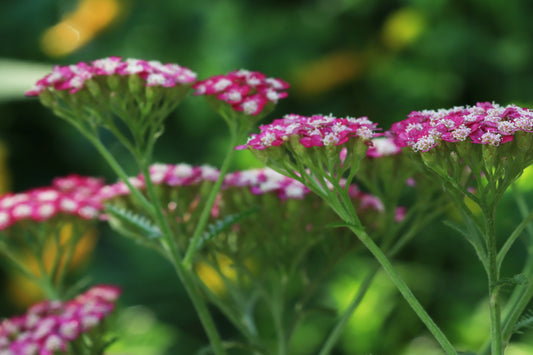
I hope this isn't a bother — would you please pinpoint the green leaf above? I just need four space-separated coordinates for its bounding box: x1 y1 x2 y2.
513 308 533 334
105 204 162 240
195 206 259 252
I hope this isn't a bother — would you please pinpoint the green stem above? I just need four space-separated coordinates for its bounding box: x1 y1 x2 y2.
75 128 155 216
183 134 238 268
137 158 227 355
317 264 379 355
479 185 533 353
484 203 503 355
270 278 288 355
346 223 457 354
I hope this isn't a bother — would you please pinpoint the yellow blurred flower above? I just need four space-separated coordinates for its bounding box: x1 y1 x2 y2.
40 0 121 57
292 51 363 96
196 254 256 296
381 8 426 50
7 224 98 306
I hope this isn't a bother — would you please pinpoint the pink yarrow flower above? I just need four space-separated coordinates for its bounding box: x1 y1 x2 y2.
390 102 533 152
0 285 120 355
238 113 377 150
193 69 289 115
0 175 104 230
25 57 197 96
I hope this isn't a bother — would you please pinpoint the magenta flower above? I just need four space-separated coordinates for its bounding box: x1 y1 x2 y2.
0 285 120 355
98 163 220 202
238 113 377 150
0 175 103 230
238 113 379 204
390 102 533 152
26 57 197 96
193 69 289 116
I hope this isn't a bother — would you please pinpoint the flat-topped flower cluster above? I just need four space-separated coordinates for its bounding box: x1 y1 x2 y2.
238 113 377 150
193 70 289 116
0 285 120 355
0 175 103 230
25 57 197 96
390 102 533 152
96 164 220 202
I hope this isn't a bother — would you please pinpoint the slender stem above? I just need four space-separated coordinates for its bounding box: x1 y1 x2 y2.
318 265 379 355
497 208 533 268
183 134 238 267
137 156 228 355
479 185 533 353
484 203 503 355
270 278 288 355
76 129 155 216
345 223 457 354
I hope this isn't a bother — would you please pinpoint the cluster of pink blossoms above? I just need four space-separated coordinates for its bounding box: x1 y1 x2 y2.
390 102 533 152
97 163 220 201
0 175 104 230
237 113 377 150
223 168 386 213
193 70 289 115
0 285 120 355
25 57 197 96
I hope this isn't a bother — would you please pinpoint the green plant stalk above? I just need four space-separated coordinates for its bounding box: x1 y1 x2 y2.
70 121 227 355
324 187 456 354
138 161 228 355
344 222 457 354
72 124 155 217
479 185 533 353
317 264 379 355
483 203 503 355
0 246 59 300
183 134 239 268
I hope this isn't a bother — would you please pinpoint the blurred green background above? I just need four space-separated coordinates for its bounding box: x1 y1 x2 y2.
2 0 533 354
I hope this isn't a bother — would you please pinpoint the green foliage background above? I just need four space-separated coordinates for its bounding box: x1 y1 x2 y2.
2 0 533 353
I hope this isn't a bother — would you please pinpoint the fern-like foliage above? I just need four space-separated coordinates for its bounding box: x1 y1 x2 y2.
194 205 259 252
513 308 533 334
105 204 162 240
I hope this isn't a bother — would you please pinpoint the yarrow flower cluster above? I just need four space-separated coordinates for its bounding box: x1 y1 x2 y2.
97 163 220 202
0 285 120 355
193 69 289 115
25 57 197 96
238 113 377 150
223 168 387 214
390 102 533 152
0 175 104 230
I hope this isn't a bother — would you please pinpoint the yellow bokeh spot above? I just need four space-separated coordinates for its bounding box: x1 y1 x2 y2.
382 8 426 50
40 0 121 57
196 254 256 296
292 51 362 96
196 254 237 296
7 225 98 306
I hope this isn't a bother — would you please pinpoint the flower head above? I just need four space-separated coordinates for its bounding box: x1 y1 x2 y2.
238 114 378 198
193 69 289 117
389 102 533 205
0 285 120 355
239 114 377 150
390 102 533 152
0 175 103 231
26 57 196 97
26 58 197 157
